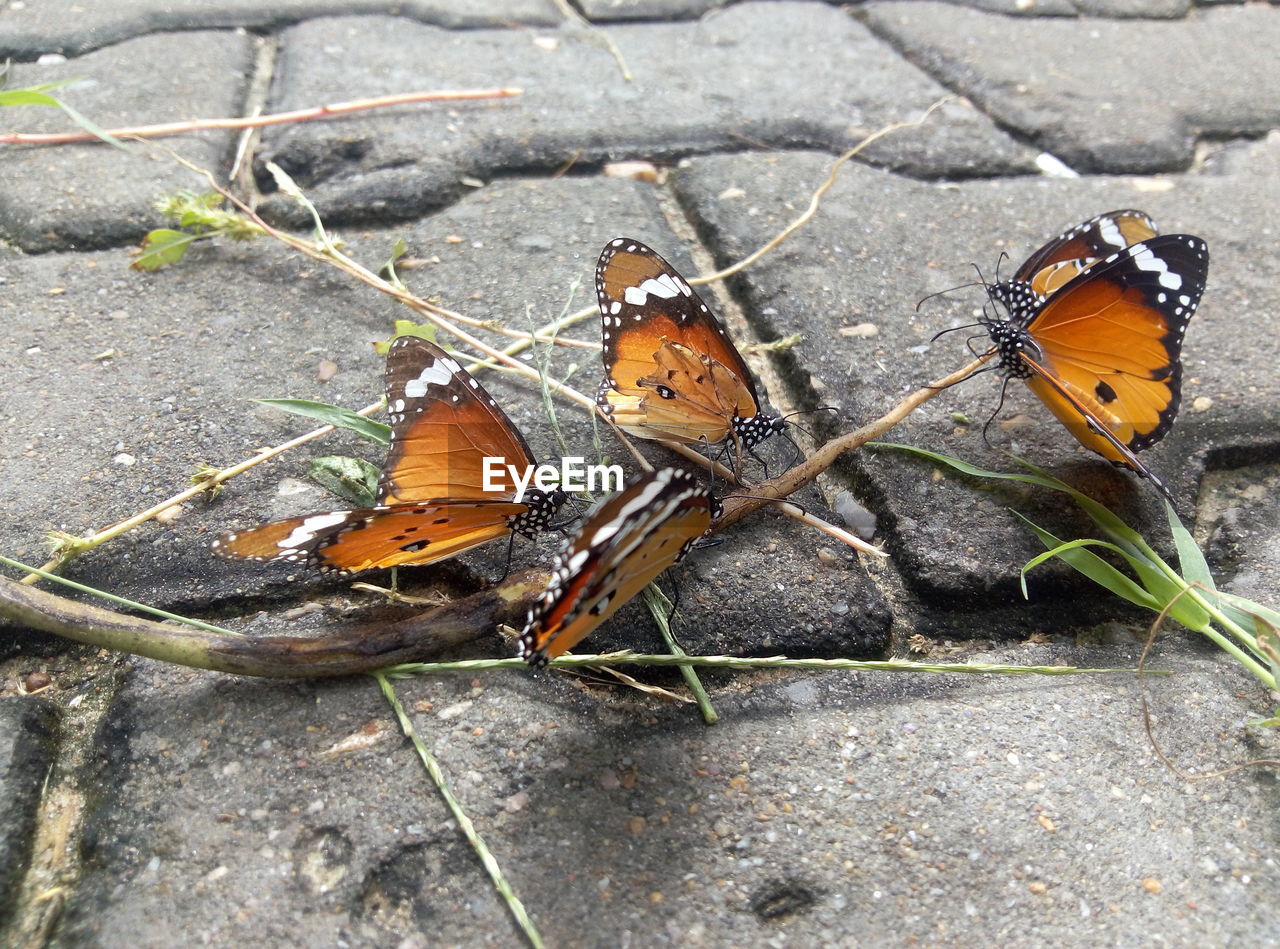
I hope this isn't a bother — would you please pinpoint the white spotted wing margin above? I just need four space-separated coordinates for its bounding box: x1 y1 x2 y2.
517 468 716 667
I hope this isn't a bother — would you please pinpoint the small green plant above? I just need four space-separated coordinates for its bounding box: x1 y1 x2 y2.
878 443 1280 725
132 191 266 270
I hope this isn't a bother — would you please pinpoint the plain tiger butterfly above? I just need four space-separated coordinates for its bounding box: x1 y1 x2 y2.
517 467 718 667
971 210 1208 502
595 238 784 452
212 336 567 573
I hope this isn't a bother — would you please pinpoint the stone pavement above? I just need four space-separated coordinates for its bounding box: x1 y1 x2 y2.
2 2 1278 946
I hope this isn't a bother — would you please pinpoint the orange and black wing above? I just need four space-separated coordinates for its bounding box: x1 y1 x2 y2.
211 500 533 574
214 336 566 573
379 335 538 504
517 468 716 666
595 238 780 447
1009 210 1157 286
986 233 1209 500
991 210 1159 313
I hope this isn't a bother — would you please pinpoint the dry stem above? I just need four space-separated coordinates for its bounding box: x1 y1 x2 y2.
0 89 523 146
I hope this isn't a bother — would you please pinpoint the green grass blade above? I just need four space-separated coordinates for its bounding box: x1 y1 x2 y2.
255 399 390 446
0 554 241 636
1014 515 1161 610
642 585 716 724
0 85 128 150
373 674 543 947
1165 500 1216 592
872 444 1148 549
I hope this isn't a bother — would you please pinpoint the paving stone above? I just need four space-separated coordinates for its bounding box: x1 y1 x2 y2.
1 174 890 658
256 3 1035 228
0 0 561 59
51 637 1280 946
0 32 254 252
578 0 727 20
861 2 1280 173
0 697 58 928
670 134 1280 609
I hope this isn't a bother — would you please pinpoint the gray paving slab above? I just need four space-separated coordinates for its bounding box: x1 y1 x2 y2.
670 133 1280 604
0 0 561 59
861 2 1280 174
0 697 57 927
578 0 727 20
0 31 254 252
255 3 1035 228
49 637 1280 947
2 1 1280 946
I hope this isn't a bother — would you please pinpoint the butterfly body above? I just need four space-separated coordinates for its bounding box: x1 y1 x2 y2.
596 238 783 450
518 467 717 667
975 211 1209 498
213 336 566 574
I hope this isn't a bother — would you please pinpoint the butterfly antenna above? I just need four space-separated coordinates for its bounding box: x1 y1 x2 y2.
915 279 984 312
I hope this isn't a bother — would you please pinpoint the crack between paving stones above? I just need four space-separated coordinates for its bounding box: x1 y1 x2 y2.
2 657 132 948
847 7 1066 166
652 178 906 635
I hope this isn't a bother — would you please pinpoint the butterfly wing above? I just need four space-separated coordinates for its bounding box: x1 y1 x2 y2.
596 238 773 445
991 210 1159 313
1014 234 1209 489
212 500 531 573
1010 209 1158 286
380 335 538 504
518 468 714 665
215 336 564 573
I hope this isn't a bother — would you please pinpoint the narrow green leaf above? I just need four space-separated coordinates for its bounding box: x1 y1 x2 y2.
1214 593 1280 634
1165 500 1215 592
308 456 379 506
0 89 63 107
1014 514 1161 610
130 229 196 271
876 443 1159 555
51 97 129 149
379 237 409 288
255 399 390 446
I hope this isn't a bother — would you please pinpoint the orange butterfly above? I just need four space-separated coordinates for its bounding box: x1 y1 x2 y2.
213 336 567 573
972 210 1208 501
595 238 783 451
518 467 717 666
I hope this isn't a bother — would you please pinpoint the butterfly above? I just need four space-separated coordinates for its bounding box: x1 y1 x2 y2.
973 210 1209 501
595 238 784 452
212 335 567 573
517 467 718 667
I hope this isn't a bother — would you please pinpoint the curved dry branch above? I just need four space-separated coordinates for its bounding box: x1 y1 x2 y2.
0 571 546 678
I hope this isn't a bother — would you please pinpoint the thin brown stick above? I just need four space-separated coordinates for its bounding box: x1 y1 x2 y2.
715 354 990 532
0 89 523 146
691 96 955 286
